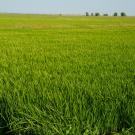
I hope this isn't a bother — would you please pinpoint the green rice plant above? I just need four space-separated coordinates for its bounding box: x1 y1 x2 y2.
0 14 135 134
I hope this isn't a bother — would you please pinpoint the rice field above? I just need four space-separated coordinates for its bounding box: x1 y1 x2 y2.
0 14 135 135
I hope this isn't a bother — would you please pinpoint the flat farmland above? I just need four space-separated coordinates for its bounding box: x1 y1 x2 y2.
0 14 135 134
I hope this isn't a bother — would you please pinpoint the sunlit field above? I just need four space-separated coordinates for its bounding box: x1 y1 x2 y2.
0 14 135 135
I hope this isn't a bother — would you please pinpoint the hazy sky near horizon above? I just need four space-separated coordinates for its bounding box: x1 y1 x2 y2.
0 0 134 15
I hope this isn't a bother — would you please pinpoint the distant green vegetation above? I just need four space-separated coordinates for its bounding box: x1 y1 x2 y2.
0 14 135 135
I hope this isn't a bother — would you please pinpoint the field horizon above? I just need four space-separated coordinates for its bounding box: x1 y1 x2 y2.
0 14 135 135
1 12 135 17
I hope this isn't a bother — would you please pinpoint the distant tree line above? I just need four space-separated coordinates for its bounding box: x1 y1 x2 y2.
85 12 127 16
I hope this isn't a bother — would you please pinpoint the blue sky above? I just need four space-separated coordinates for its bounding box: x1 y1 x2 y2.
0 0 134 16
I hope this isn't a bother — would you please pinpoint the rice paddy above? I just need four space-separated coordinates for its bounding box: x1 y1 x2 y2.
0 14 135 134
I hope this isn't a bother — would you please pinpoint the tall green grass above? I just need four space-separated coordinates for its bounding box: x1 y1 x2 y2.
0 14 135 134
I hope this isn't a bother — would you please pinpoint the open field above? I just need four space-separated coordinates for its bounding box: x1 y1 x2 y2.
0 14 135 135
